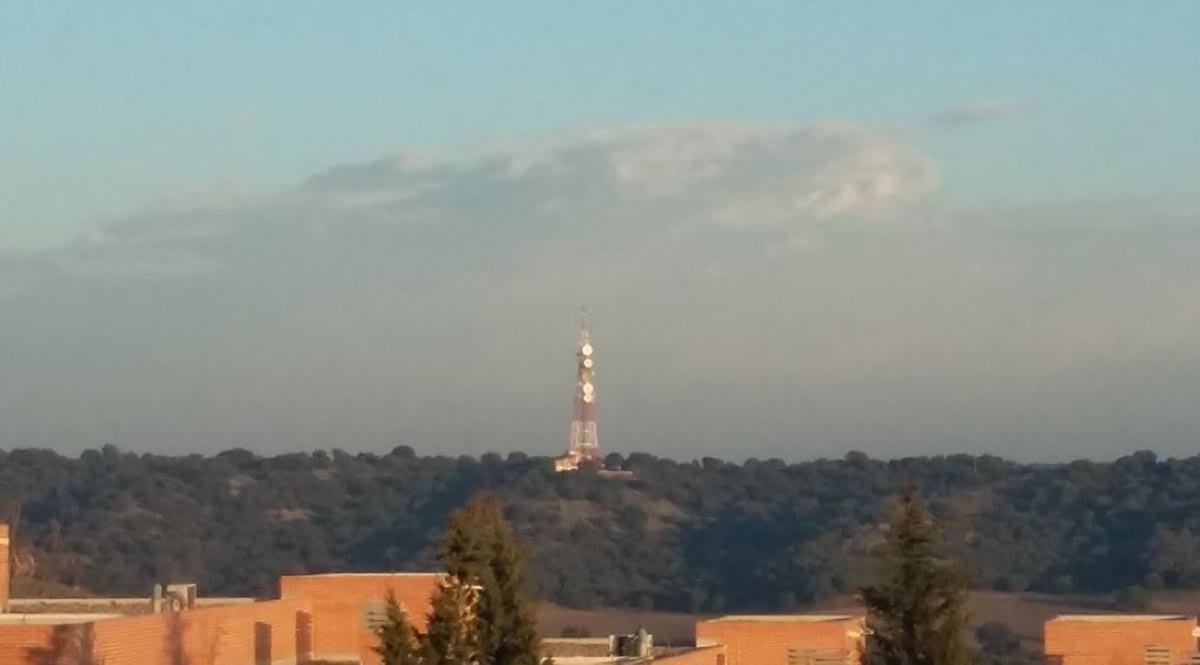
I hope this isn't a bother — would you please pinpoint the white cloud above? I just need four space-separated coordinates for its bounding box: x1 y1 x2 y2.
299 124 936 230
17 123 928 282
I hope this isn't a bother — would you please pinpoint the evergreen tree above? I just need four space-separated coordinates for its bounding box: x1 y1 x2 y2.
373 592 424 665
423 578 482 665
859 485 971 665
437 493 545 665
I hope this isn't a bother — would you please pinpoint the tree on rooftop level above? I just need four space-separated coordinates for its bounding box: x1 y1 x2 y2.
423 578 482 665
373 592 424 665
436 493 546 665
859 485 971 665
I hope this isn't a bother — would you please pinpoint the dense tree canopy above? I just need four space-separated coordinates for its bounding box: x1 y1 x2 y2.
0 445 1195 612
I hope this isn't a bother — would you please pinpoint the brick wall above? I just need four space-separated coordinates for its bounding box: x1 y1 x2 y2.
99 598 311 665
280 573 443 665
0 524 10 612
1044 617 1198 665
0 573 443 665
0 624 57 664
0 599 313 665
696 616 865 665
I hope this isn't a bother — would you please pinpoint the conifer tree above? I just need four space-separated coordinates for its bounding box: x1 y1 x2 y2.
859 485 971 665
423 578 482 665
373 591 424 665
437 493 546 665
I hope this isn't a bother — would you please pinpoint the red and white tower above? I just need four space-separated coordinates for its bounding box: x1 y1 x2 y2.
555 313 602 472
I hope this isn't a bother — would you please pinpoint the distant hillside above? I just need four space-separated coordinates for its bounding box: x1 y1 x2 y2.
0 446 1195 613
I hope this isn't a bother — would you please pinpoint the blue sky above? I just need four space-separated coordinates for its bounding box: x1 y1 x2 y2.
2 3 1200 460
4 2 1199 248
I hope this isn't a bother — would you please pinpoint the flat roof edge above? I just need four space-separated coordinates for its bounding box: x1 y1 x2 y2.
704 614 861 623
280 572 446 578
1050 614 1196 622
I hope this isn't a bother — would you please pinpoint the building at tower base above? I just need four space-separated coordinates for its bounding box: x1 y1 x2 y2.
554 449 596 472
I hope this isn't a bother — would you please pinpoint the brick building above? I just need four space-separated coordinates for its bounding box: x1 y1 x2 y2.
280 572 443 664
0 522 745 665
1044 615 1200 665
0 524 9 613
543 629 728 665
30 521 1178 665
696 614 865 665
0 561 442 665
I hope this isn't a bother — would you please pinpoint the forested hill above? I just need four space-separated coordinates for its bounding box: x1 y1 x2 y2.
0 446 1196 612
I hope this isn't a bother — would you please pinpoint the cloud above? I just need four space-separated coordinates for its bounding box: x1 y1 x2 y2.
302 124 936 227
7 124 930 286
928 101 1027 129
0 123 1197 463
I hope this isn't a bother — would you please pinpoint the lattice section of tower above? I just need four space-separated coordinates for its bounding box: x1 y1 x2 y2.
556 314 602 472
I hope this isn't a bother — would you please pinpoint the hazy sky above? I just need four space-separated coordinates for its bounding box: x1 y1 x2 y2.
2 3 1199 461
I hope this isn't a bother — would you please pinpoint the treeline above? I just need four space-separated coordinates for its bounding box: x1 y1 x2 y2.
0 445 1196 612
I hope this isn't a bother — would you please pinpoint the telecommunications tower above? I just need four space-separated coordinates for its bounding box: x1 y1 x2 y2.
554 312 602 472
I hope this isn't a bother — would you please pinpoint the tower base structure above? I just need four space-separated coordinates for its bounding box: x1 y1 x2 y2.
554 452 632 477
553 448 600 472
554 315 633 476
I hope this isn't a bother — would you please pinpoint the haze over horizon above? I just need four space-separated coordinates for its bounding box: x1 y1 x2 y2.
2 3 1199 462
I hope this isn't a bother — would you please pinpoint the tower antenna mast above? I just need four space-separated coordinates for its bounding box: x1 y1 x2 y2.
555 310 601 472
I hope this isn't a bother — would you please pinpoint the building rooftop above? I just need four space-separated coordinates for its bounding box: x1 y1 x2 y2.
0 613 124 626
547 652 638 657
281 572 445 578
543 637 613 658
1050 614 1194 622
545 647 702 665
10 596 254 617
704 614 859 623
